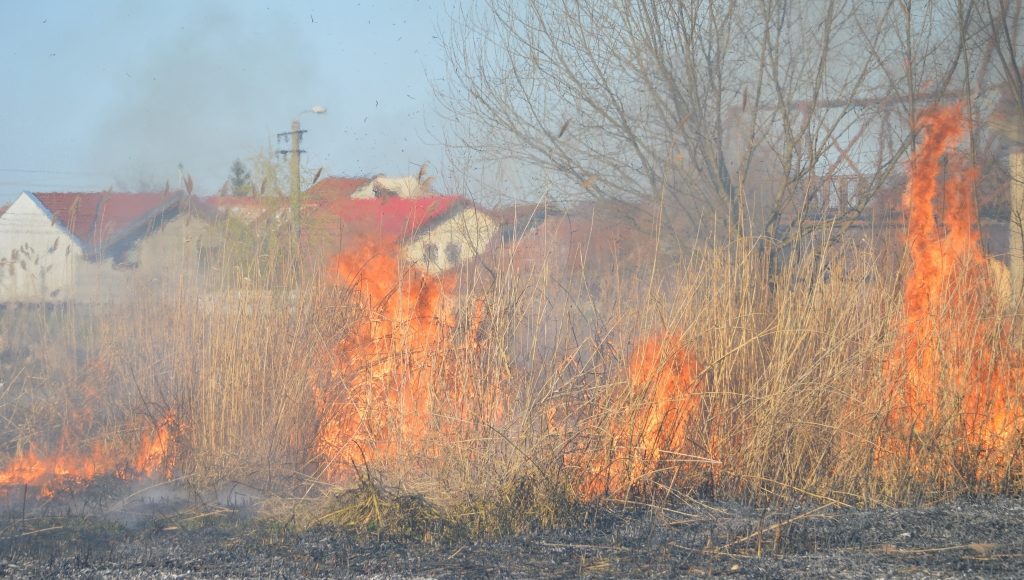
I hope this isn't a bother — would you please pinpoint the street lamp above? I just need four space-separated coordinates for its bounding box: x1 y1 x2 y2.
278 106 326 242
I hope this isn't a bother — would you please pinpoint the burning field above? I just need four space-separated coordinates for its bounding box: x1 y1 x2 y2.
2 105 1024 573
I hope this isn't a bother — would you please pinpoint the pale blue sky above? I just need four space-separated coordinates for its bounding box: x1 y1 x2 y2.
0 1 454 204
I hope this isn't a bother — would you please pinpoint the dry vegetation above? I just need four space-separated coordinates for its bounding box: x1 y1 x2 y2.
0 204 1020 533
2 108 1023 534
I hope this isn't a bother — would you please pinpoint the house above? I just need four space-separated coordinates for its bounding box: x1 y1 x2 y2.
200 176 376 227
311 174 499 273
487 200 658 280
128 195 226 289
200 195 271 225
309 172 435 202
307 176 371 201
0 191 222 302
491 202 562 244
321 195 498 273
196 173 501 274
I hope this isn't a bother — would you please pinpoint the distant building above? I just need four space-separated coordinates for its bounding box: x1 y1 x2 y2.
487 201 656 279
197 174 501 274
200 195 271 225
307 176 372 202
350 175 432 200
307 174 434 203
310 174 498 273
491 202 561 244
321 195 498 273
0 191 221 302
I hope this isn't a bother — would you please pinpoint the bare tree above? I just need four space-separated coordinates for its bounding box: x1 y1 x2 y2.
441 0 985 246
973 0 1024 299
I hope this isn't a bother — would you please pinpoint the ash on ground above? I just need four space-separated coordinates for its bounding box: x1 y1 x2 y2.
1 493 1023 578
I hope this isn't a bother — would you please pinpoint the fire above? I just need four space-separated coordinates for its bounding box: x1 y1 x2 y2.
0 412 180 497
314 241 456 479
314 240 507 482
314 240 705 495
133 412 179 480
885 104 1023 478
581 333 703 498
18 107 1023 502
0 445 117 495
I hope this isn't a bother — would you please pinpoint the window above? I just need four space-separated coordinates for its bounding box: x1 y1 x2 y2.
423 243 438 264
445 242 461 265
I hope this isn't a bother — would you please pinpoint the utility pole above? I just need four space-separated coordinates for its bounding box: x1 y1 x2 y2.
277 120 306 242
277 106 326 244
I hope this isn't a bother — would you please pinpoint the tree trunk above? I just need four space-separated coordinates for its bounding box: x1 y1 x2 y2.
1010 150 1024 305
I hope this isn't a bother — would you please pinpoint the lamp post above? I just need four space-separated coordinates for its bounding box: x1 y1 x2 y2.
278 106 326 242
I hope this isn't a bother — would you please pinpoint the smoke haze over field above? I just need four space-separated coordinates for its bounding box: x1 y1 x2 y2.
88 4 318 192
0 1 449 203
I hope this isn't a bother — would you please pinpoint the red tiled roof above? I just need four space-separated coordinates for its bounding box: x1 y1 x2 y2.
307 177 370 201
323 195 466 241
0 204 8 218
32 192 181 249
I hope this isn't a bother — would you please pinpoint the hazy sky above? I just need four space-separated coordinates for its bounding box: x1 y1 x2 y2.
0 1 453 204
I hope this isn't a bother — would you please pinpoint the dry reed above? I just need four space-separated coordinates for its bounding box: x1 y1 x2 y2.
0 215 1021 516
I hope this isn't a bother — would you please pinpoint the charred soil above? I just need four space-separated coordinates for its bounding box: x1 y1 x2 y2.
1 495 1023 578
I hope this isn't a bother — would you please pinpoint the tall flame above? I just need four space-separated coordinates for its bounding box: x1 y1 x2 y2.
314 241 455 479
886 104 1023 478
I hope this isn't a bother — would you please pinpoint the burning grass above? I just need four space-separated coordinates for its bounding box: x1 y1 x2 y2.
0 106 1022 525
879 105 1024 491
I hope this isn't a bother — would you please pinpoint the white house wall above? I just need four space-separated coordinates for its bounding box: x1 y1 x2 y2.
130 212 226 293
351 175 426 199
0 193 129 303
401 207 499 272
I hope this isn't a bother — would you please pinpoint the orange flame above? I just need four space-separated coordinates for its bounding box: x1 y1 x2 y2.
580 333 703 498
0 412 180 497
0 445 117 497
315 241 455 479
133 412 179 480
314 240 508 482
315 239 705 496
886 103 1023 477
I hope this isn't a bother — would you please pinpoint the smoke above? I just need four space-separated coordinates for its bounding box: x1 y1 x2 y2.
90 4 319 193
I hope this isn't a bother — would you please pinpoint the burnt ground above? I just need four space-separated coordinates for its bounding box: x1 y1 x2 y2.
0 494 1022 578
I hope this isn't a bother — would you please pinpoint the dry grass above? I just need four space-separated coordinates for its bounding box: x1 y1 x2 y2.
1 219 1022 530
451 235 903 506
